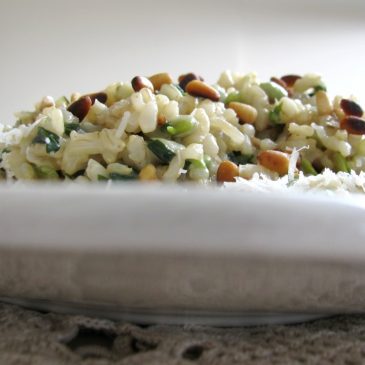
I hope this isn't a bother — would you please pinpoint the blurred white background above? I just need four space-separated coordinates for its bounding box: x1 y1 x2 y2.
0 0 364 123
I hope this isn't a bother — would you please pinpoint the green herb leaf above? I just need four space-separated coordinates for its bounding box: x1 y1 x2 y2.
228 152 253 165
308 85 327 97
1 148 10 154
32 127 61 153
147 139 183 164
109 171 138 181
64 122 81 136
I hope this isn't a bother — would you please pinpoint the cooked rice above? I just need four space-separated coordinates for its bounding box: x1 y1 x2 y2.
0 71 364 193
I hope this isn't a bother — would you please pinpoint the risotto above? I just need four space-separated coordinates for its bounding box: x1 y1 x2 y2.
0 71 364 190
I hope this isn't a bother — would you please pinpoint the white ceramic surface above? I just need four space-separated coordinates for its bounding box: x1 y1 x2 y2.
0 0 364 123
0 185 365 325
1 0 365 325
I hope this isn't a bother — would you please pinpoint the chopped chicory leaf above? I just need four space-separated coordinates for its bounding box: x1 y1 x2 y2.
32 127 61 153
228 151 253 165
147 138 184 164
64 122 81 136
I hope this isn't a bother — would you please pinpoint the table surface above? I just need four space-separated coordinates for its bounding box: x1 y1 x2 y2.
1 304 365 365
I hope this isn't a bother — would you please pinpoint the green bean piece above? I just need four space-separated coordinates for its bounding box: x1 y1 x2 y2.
97 175 109 181
187 159 210 180
165 116 198 137
260 82 288 102
333 152 350 173
301 159 317 176
34 165 59 179
269 104 283 125
224 92 243 105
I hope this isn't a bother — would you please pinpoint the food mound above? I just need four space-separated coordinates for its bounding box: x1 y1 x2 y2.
0 71 364 187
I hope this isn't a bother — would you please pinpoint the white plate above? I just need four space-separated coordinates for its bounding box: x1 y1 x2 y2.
0 184 365 325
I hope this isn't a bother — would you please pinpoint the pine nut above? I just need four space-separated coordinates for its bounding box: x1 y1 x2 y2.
271 77 293 97
216 160 239 182
340 99 363 117
185 80 220 102
280 75 302 87
228 102 258 124
270 77 287 90
131 76 154 92
148 73 173 91
257 150 289 175
316 90 332 116
67 96 92 121
178 73 204 91
340 116 365 135
139 164 158 181
85 92 108 105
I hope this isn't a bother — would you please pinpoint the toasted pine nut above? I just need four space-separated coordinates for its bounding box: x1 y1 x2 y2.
67 96 92 121
178 73 204 91
316 90 332 116
280 75 302 87
216 160 239 183
157 114 167 126
340 99 363 117
131 76 154 92
271 77 293 97
257 150 289 175
186 80 220 102
228 102 258 124
84 92 108 105
149 73 173 91
340 116 365 135
139 164 158 181
270 77 287 90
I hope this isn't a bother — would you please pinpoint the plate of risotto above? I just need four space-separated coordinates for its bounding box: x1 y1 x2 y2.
0 71 365 325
